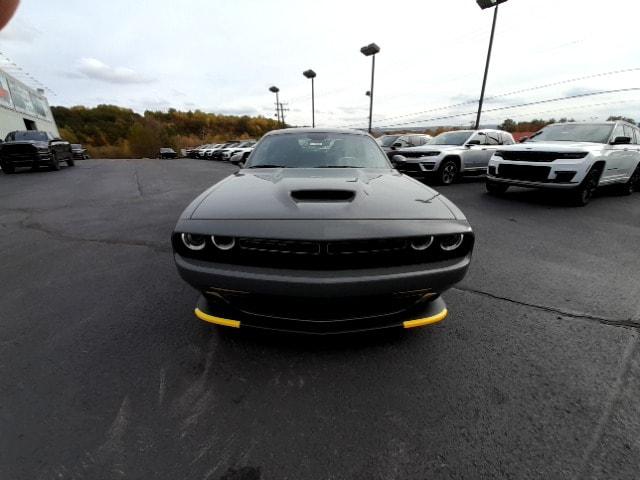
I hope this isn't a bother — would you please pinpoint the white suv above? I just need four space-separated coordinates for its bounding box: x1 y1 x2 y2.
391 129 515 185
486 122 640 205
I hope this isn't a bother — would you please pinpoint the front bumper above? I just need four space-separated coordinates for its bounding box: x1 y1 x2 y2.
175 253 470 333
194 293 449 334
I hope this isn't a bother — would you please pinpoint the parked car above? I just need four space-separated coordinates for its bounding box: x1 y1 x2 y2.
194 144 216 159
486 121 640 206
70 144 90 160
158 148 178 159
204 143 229 159
186 146 202 158
390 129 515 185
220 141 256 161
0 131 74 173
377 134 432 153
210 140 243 160
172 128 474 334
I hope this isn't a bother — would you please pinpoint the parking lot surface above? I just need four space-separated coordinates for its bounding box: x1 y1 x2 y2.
1 159 639 480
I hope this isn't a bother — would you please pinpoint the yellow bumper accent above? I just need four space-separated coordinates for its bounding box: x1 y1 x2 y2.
403 308 448 329
194 308 241 328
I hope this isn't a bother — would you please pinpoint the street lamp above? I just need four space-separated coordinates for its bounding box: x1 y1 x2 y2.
269 85 281 127
474 0 509 130
303 69 316 128
360 42 380 134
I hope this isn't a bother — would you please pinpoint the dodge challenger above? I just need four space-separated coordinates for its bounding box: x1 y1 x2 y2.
172 128 474 334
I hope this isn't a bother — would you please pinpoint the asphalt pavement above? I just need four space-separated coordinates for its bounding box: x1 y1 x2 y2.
1 159 639 480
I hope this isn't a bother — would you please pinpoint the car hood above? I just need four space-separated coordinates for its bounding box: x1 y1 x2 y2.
499 142 604 151
189 168 458 220
397 145 460 154
3 140 48 148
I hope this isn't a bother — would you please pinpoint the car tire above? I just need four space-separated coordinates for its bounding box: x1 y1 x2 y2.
67 157 75 167
619 165 640 196
50 153 60 171
1 162 15 174
486 180 509 195
569 167 600 206
438 159 459 185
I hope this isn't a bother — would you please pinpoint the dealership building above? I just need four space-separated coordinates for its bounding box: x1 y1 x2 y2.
0 67 59 140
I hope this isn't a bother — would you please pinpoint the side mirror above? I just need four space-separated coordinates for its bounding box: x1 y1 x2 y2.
392 142 403 148
391 155 407 167
230 154 244 167
466 140 481 146
611 136 631 145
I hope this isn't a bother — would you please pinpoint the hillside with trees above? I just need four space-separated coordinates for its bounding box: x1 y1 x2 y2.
51 105 280 158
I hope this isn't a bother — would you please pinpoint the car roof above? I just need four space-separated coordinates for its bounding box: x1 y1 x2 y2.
264 127 370 137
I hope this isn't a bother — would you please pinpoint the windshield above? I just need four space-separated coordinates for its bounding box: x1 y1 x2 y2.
246 132 391 169
430 131 473 146
71 144 82 149
376 135 400 147
6 131 49 142
526 124 614 143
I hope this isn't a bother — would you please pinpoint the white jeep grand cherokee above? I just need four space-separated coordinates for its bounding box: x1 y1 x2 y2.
486 122 640 205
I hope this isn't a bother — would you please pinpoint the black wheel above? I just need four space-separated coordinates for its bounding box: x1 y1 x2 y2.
486 180 509 195
50 153 60 171
619 165 640 196
1 162 15 174
569 168 600 206
438 159 459 185
67 157 75 167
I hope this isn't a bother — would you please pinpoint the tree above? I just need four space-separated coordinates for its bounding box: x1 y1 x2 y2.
607 115 636 125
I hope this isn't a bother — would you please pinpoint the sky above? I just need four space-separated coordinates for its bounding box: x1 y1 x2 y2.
1 0 640 129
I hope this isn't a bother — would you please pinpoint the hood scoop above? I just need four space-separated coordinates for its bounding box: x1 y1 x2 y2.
290 189 356 202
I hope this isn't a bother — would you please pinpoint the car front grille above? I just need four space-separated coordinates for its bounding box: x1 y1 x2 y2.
397 163 423 173
495 164 551 182
174 234 474 270
210 291 433 322
497 151 586 162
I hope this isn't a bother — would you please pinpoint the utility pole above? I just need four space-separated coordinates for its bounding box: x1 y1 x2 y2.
279 103 289 127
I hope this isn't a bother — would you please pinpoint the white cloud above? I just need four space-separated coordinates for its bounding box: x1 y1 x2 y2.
76 58 153 85
0 18 41 43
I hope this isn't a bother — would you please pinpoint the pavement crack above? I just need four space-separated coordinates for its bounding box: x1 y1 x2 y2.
18 219 171 253
132 164 145 198
454 286 640 330
573 332 639 479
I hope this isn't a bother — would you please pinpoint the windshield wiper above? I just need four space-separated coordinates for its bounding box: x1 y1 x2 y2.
312 165 365 168
247 164 286 169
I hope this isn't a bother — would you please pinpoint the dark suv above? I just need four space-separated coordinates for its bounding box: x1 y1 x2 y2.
0 131 74 173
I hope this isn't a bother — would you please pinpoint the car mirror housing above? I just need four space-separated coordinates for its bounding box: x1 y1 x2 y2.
466 140 481 146
391 155 407 166
610 136 631 145
230 154 245 167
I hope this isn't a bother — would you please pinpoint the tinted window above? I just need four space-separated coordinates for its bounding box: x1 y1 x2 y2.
623 125 635 142
528 124 614 143
485 132 500 145
377 135 400 147
469 133 488 145
611 124 625 142
430 131 473 146
247 132 391 169
5 131 48 142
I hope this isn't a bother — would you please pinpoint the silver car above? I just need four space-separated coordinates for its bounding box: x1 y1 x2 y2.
391 129 515 185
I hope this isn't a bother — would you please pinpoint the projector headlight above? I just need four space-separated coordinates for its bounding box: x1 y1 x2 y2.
440 234 464 252
181 233 206 251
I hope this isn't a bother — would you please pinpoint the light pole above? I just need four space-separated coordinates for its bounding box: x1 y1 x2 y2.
303 69 316 128
269 85 281 127
474 0 508 130
360 43 380 134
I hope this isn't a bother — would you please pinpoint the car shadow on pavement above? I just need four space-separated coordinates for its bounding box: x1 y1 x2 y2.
482 185 627 208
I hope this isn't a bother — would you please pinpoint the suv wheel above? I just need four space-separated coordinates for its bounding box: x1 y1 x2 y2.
50 153 61 171
569 168 600 206
486 180 509 195
619 165 640 196
67 156 75 167
438 159 459 185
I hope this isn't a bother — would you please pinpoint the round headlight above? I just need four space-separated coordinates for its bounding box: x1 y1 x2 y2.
440 234 464 252
181 233 206 251
211 235 236 251
410 236 434 251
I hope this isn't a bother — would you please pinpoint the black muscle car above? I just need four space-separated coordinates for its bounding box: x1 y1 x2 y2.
172 128 474 334
0 131 74 173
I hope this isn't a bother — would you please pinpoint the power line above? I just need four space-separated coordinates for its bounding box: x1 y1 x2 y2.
339 67 640 128
372 87 640 129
